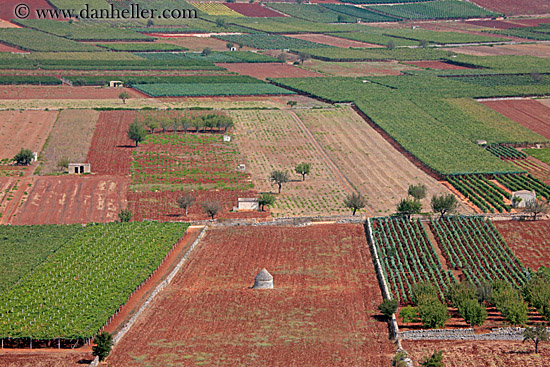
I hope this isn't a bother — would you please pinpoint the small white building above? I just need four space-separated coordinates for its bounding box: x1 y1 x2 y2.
223 135 232 142
512 190 536 208
476 140 488 145
109 81 124 88
69 163 91 174
237 164 246 172
238 198 259 211
253 268 273 289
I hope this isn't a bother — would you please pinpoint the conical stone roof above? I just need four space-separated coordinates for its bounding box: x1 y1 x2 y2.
253 268 273 289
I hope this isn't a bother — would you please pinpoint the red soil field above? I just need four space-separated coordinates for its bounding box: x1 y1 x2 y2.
404 60 470 70
85 110 136 175
128 189 270 221
467 19 528 29
216 62 324 80
510 156 550 185
0 86 142 100
0 0 68 21
403 340 550 367
224 3 284 17
107 224 394 366
494 219 550 271
481 99 550 139
470 0 550 15
0 351 93 367
10 175 127 225
512 18 550 26
287 33 383 48
0 42 25 53
0 110 58 159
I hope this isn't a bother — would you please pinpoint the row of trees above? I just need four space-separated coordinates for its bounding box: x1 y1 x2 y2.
268 163 311 193
396 184 458 219
127 114 234 146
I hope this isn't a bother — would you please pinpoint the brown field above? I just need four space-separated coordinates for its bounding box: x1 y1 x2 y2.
0 42 24 52
404 60 470 70
230 109 351 217
303 59 416 76
38 109 99 175
107 224 394 366
9 175 127 225
159 35 255 51
512 18 550 26
403 340 550 367
0 351 93 367
0 86 143 99
286 33 383 48
216 62 324 79
86 110 136 176
0 19 18 28
0 110 58 160
481 99 550 139
466 19 529 29
470 0 550 15
447 43 550 57
494 219 550 271
510 156 550 185
296 107 468 215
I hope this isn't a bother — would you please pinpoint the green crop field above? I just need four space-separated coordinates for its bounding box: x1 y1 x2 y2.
320 4 400 22
327 32 418 47
134 82 295 96
215 34 328 50
265 4 355 23
97 43 188 52
0 221 188 340
369 0 499 20
375 28 508 44
0 76 61 85
222 17 365 33
293 47 452 61
0 29 100 52
525 148 550 165
66 74 260 86
15 19 153 41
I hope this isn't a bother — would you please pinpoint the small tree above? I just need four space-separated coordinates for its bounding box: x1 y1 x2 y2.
145 118 159 134
277 53 287 62
523 325 549 353
13 148 34 165
92 331 113 362
57 156 70 172
159 116 170 133
400 306 419 324
525 198 549 221
512 195 522 208
378 299 398 318
146 19 154 28
418 39 429 48
118 91 130 104
258 193 276 211
118 209 132 222
226 42 234 50
448 281 477 309
127 121 147 147
459 299 487 328
202 200 221 220
201 47 212 56
287 100 297 108
418 301 449 329
413 282 438 306
216 18 226 28
396 198 422 220
269 170 290 194
420 350 444 367
296 52 310 64
176 193 195 216
408 183 427 200
386 40 395 50
294 162 311 181
344 192 366 216
531 71 543 83
431 193 458 218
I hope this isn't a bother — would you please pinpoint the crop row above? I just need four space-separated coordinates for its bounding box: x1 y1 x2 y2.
495 174 550 201
430 217 528 288
369 0 499 20
137 51 280 63
447 175 511 213
486 145 527 160
215 33 328 50
0 221 188 340
193 2 243 16
370 217 454 305
97 43 188 52
134 82 295 97
265 3 355 23
0 76 60 85
320 4 400 22
0 29 99 52
66 74 260 86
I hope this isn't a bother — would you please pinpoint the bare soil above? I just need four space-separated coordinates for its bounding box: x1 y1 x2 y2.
0 350 93 367
469 0 550 15
481 99 550 139
107 224 395 367
304 59 416 77
286 33 383 48
447 43 550 57
0 86 143 99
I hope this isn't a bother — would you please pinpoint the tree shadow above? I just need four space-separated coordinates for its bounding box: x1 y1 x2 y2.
77 359 94 364
116 144 136 148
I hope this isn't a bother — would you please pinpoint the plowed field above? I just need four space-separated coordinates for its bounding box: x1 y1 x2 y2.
481 99 550 139
0 351 93 367
85 110 136 175
225 3 284 17
0 0 67 21
217 62 324 79
10 175 127 225
403 340 550 367
107 224 394 366
0 42 24 52
0 110 58 159
296 107 467 215
287 33 382 48
405 60 470 70
494 219 550 271
0 86 142 99
470 0 550 15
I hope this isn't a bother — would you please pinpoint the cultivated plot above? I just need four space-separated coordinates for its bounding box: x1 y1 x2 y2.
231 109 350 217
108 224 394 366
296 106 465 214
0 85 142 100
481 99 550 139
0 110 58 160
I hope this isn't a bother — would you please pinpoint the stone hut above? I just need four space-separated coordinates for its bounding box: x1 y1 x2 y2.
512 190 536 208
253 268 273 289
68 163 91 174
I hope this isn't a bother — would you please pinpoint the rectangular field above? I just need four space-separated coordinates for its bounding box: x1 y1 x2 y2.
0 86 143 100
38 109 99 175
0 110 58 160
230 109 350 217
107 224 394 366
217 62 324 80
481 99 550 139
133 83 294 97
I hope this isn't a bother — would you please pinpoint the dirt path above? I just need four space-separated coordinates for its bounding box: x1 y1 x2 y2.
422 221 463 281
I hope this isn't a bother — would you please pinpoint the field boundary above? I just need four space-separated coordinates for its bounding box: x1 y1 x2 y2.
90 225 208 367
